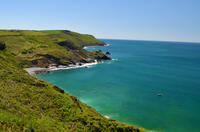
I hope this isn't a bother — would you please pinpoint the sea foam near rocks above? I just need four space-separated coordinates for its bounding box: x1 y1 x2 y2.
25 60 98 76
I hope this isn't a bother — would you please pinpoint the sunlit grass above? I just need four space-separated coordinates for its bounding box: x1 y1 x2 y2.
0 30 152 131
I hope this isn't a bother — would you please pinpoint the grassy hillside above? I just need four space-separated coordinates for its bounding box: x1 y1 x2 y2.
0 30 107 68
0 30 152 132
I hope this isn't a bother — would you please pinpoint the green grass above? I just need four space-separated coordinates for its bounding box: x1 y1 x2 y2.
0 30 153 132
39 30 62 34
0 30 21 36
63 31 106 46
0 30 107 68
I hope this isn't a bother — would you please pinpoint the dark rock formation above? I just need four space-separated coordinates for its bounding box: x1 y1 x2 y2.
31 52 111 68
80 58 95 63
53 86 64 94
106 51 111 55
37 54 61 62
32 59 50 67
57 41 79 50
34 82 46 87
34 70 48 74
102 55 112 60
0 42 6 50
32 54 66 66
96 55 112 61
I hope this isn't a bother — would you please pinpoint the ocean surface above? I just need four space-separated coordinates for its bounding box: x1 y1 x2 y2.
36 39 200 132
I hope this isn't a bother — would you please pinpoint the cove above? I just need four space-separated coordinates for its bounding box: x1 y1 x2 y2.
37 39 200 132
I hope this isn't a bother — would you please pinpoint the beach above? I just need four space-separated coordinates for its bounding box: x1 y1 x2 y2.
25 60 99 76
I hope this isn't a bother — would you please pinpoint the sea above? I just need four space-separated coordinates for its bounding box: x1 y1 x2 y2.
36 39 200 132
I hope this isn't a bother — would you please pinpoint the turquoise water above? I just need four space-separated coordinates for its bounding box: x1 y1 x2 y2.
37 39 200 132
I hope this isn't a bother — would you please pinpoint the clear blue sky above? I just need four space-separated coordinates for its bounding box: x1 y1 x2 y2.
1 0 200 42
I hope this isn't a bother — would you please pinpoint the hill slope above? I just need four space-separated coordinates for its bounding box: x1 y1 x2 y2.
0 30 151 132
0 30 108 68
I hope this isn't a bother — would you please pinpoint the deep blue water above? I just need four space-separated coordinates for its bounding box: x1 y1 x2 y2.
37 39 200 132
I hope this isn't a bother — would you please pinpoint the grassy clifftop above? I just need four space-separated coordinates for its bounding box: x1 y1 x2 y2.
0 30 108 68
0 30 151 132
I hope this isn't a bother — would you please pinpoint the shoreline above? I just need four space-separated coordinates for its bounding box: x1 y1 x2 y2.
24 60 99 76
25 60 112 120
83 43 110 49
25 44 111 76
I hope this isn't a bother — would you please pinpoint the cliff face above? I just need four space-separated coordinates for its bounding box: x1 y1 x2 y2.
0 30 150 132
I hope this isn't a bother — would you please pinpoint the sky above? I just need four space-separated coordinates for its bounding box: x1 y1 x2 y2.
0 0 200 42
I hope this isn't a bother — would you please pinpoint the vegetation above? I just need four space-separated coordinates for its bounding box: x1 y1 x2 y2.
0 30 107 68
39 30 62 34
0 30 152 131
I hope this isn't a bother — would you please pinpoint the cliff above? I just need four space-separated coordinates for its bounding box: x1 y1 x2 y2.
0 30 151 132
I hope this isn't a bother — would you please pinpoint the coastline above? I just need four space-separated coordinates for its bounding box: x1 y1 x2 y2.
83 43 110 49
25 60 99 76
25 60 114 121
26 60 113 120
0 30 150 131
26 44 111 76
24 44 112 119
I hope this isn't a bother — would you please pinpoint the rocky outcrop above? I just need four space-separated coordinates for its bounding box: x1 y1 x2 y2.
31 50 111 68
57 41 79 50
53 86 64 94
90 50 112 62
32 54 66 67
0 42 6 50
95 55 112 61
106 51 111 55
101 55 112 60
80 58 95 63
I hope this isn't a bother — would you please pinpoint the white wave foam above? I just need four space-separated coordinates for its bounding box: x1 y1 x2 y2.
25 60 99 75
104 115 110 119
105 44 110 47
112 58 118 61
49 60 98 71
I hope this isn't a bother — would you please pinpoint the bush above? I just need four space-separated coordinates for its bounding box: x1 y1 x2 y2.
0 42 6 50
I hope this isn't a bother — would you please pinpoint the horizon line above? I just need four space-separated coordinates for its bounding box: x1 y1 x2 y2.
1 28 199 44
98 38 200 44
